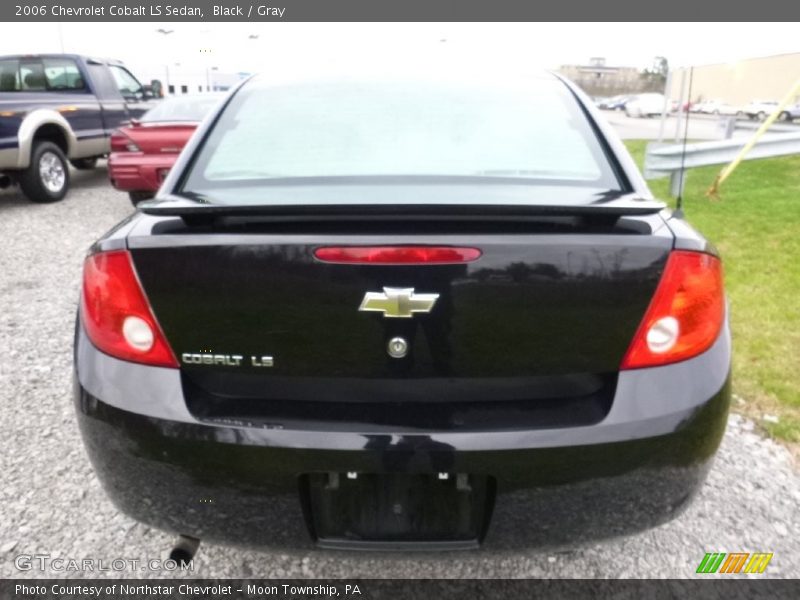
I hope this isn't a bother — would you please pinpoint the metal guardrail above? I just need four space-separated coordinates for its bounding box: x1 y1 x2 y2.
644 132 800 196
733 120 800 133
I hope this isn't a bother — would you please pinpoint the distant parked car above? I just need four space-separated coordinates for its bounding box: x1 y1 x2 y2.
625 93 667 118
741 100 779 121
693 100 738 116
598 95 630 110
778 103 800 122
108 94 222 205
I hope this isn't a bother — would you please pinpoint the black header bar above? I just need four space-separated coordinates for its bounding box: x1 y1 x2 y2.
3 1 800 22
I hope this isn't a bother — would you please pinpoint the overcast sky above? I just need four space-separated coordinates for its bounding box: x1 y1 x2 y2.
0 22 797 77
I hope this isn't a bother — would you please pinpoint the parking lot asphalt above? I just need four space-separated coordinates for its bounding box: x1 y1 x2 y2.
1 164 798 579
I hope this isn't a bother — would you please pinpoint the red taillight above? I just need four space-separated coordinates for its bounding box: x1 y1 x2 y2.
621 250 725 369
110 129 141 153
80 250 178 368
314 246 482 265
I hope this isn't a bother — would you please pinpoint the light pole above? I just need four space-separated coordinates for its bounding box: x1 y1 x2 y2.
155 28 174 92
206 66 219 92
57 23 66 52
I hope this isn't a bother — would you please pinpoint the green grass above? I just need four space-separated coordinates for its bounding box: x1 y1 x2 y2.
625 140 800 444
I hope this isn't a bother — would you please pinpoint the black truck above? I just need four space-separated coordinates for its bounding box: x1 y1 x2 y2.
0 54 160 202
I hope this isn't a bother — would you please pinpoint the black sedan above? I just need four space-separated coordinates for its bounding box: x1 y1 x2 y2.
74 71 730 555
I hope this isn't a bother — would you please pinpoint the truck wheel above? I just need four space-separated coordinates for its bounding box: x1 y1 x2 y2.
129 191 155 206
70 157 98 170
19 141 70 203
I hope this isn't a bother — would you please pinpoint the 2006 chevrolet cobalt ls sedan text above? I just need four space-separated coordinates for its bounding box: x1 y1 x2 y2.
74 71 730 552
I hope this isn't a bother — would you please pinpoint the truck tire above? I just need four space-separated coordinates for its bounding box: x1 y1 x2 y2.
19 141 71 203
129 191 155 206
70 157 98 170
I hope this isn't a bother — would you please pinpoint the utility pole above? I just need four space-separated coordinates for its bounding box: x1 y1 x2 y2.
155 28 175 91
674 69 687 143
657 70 673 143
56 22 66 52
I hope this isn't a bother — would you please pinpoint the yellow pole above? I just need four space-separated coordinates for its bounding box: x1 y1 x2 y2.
707 77 800 199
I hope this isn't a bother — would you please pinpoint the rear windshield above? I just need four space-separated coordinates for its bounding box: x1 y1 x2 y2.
180 78 621 204
141 95 220 123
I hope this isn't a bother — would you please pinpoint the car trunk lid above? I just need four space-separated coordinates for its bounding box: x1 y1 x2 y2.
126 205 672 430
125 122 197 154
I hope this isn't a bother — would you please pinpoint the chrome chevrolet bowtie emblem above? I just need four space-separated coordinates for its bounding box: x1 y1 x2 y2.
358 287 439 318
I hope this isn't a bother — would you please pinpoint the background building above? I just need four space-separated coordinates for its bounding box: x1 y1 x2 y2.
669 52 800 106
558 57 648 96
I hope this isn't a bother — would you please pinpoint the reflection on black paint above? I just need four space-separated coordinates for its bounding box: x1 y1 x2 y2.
130 239 669 379
363 434 456 473
74 378 730 550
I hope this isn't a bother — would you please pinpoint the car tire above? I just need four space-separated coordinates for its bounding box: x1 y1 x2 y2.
779 111 792 122
129 191 155 206
19 141 70 203
757 111 766 121
70 157 98 170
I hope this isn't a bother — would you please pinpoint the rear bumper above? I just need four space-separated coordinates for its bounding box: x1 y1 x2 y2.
107 152 176 193
74 323 731 552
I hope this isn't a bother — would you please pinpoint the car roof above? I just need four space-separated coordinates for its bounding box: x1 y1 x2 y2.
241 55 559 87
162 93 225 100
0 53 125 66
243 69 562 96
